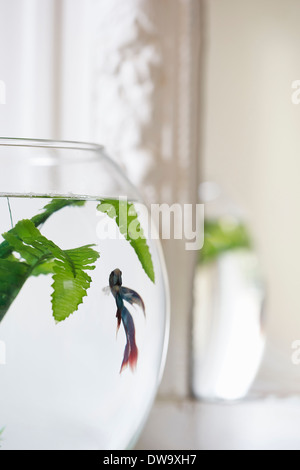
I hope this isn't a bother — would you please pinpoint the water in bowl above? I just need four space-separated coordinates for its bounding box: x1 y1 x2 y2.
0 195 168 450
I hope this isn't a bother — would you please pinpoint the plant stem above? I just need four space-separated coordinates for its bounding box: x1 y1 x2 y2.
0 199 85 259
6 198 13 229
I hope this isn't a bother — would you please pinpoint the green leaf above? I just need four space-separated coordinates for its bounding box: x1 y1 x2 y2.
0 198 86 259
31 259 56 276
30 198 86 227
3 219 75 274
0 259 30 322
97 199 155 283
51 245 100 322
0 219 100 323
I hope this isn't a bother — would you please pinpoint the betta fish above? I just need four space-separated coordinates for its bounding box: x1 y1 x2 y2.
109 269 145 373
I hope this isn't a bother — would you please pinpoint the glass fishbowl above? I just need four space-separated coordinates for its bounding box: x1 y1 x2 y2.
0 138 169 450
192 182 265 402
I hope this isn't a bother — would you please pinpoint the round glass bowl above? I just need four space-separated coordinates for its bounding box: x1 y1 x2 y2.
0 138 169 450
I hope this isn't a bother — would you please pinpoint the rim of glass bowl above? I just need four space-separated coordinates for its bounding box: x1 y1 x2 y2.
0 136 144 204
0 137 104 152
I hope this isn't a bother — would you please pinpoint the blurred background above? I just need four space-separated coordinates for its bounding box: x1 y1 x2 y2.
1 0 300 450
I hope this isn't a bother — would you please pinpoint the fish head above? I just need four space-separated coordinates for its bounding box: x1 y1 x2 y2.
109 268 122 288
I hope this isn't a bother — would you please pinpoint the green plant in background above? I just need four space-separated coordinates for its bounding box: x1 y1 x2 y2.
200 218 252 264
0 198 155 324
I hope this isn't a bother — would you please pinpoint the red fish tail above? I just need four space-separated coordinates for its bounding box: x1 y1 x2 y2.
120 306 139 373
128 340 138 371
120 339 138 373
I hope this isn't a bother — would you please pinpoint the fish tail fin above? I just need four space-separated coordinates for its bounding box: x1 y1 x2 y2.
120 341 130 373
120 306 138 373
120 340 138 373
128 340 138 371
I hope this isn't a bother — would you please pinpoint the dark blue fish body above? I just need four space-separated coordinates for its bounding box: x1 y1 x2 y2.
109 269 145 372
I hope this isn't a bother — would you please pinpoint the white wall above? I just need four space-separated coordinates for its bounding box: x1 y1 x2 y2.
0 0 60 139
137 1 300 448
203 0 300 358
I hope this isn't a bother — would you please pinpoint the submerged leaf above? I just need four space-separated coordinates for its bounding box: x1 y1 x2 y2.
3 219 75 274
0 218 100 323
0 259 30 322
0 198 86 259
51 245 100 322
31 259 56 276
30 198 86 227
97 199 155 283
